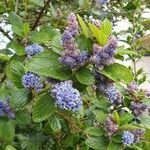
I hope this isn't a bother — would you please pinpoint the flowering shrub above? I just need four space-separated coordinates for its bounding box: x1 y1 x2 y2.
0 0 150 150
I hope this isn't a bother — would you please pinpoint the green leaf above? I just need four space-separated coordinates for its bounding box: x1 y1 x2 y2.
100 63 133 83
7 41 25 56
9 12 23 28
62 134 80 148
107 142 122 150
5 145 16 150
0 120 15 142
77 14 91 38
30 26 60 43
92 109 107 123
30 0 44 6
76 34 93 52
94 96 110 110
25 51 72 80
116 47 139 56
22 22 30 36
119 124 142 131
78 0 90 7
75 68 95 85
139 113 150 129
12 25 24 37
51 35 63 55
15 111 31 125
89 23 108 46
85 137 108 150
32 93 55 122
101 19 112 37
48 116 61 132
10 60 25 88
119 112 134 125
10 89 29 109
85 127 104 136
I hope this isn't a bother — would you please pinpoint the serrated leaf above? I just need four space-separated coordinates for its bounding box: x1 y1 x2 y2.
77 14 91 38
89 23 108 46
25 51 72 80
100 63 133 84
32 93 55 122
85 127 104 136
10 60 25 88
101 18 112 37
75 68 95 85
85 137 108 150
10 89 29 109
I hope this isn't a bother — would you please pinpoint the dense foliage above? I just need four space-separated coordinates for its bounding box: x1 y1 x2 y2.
0 0 150 150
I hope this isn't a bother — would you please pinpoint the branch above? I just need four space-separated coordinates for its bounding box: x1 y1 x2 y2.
31 0 51 30
0 27 12 41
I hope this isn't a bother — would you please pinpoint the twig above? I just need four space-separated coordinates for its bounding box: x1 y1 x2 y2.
0 27 12 41
31 0 51 30
15 0 19 13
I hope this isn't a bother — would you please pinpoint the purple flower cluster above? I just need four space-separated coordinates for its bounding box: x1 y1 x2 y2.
22 72 43 92
59 50 89 68
130 101 147 117
96 0 109 5
92 69 121 105
60 13 89 68
127 83 139 94
122 129 145 145
91 37 117 68
51 81 82 111
132 129 145 143
105 115 118 137
90 18 101 28
25 43 44 57
0 98 15 119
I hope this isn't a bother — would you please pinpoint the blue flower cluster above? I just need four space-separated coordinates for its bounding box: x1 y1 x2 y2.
122 129 145 145
51 81 82 111
22 72 43 92
105 115 118 137
91 37 117 69
130 101 147 117
96 0 109 5
25 43 44 57
60 13 89 68
0 98 15 119
122 131 135 145
105 86 122 105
